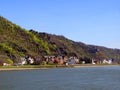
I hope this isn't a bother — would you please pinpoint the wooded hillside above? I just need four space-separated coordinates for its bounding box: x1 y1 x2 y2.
0 16 120 64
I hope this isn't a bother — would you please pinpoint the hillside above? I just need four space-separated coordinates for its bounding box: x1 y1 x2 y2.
0 16 120 64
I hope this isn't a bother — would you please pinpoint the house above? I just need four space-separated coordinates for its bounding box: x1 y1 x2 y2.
27 57 34 64
20 57 27 65
15 57 27 66
92 59 97 64
44 55 67 65
44 56 55 64
66 57 76 65
66 59 76 65
3 63 11 66
103 59 108 64
102 59 113 64
58 56 65 65
108 59 113 64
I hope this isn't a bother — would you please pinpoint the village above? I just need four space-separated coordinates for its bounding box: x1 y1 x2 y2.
2 55 115 66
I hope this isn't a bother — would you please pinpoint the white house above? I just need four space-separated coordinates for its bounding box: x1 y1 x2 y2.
20 57 27 65
3 63 11 66
103 59 113 64
28 57 34 64
108 59 113 64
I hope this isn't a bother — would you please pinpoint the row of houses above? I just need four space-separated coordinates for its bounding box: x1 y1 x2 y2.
43 56 114 65
13 56 34 66
2 55 115 66
43 56 79 65
91 58 114 64
11 56 79 66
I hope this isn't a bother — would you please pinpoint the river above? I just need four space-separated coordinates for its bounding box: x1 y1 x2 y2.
0 66 120 90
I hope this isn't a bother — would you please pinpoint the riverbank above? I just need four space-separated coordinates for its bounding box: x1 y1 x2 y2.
0 64 119 71
73 64 120 68
0 65 55 71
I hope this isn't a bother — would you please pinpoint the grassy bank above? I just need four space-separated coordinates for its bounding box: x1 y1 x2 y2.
0 64 74 71
0 64 119 71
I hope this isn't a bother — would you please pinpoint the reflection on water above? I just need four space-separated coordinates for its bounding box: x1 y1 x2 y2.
0 66 120 90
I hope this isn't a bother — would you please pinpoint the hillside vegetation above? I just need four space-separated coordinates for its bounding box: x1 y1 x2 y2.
0 16 120 64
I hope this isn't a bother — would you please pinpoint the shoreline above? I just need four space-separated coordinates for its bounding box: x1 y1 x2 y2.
0 64 119 71
73 64 120 68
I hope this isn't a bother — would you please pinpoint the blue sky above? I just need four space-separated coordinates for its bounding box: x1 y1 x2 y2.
0 0 120 49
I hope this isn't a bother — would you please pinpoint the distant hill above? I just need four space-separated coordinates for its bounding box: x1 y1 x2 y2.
0 16 120 64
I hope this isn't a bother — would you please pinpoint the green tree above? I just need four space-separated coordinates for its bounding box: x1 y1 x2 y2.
6 59 13 64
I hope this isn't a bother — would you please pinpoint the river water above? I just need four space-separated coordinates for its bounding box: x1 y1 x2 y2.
0 66 120 90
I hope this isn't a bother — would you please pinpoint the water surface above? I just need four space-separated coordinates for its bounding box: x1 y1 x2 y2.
0 66 120 90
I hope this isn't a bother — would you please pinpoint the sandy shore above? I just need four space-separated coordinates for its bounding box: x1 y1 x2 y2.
0 64 119 71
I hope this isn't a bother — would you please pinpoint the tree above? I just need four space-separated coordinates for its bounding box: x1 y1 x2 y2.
6 59 13 64
95 51 106 64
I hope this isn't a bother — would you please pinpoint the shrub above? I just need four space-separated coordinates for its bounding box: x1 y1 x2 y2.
6 59 13 64
0 43 15 54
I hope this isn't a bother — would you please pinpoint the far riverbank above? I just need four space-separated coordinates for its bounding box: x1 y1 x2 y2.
0 64 119 71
